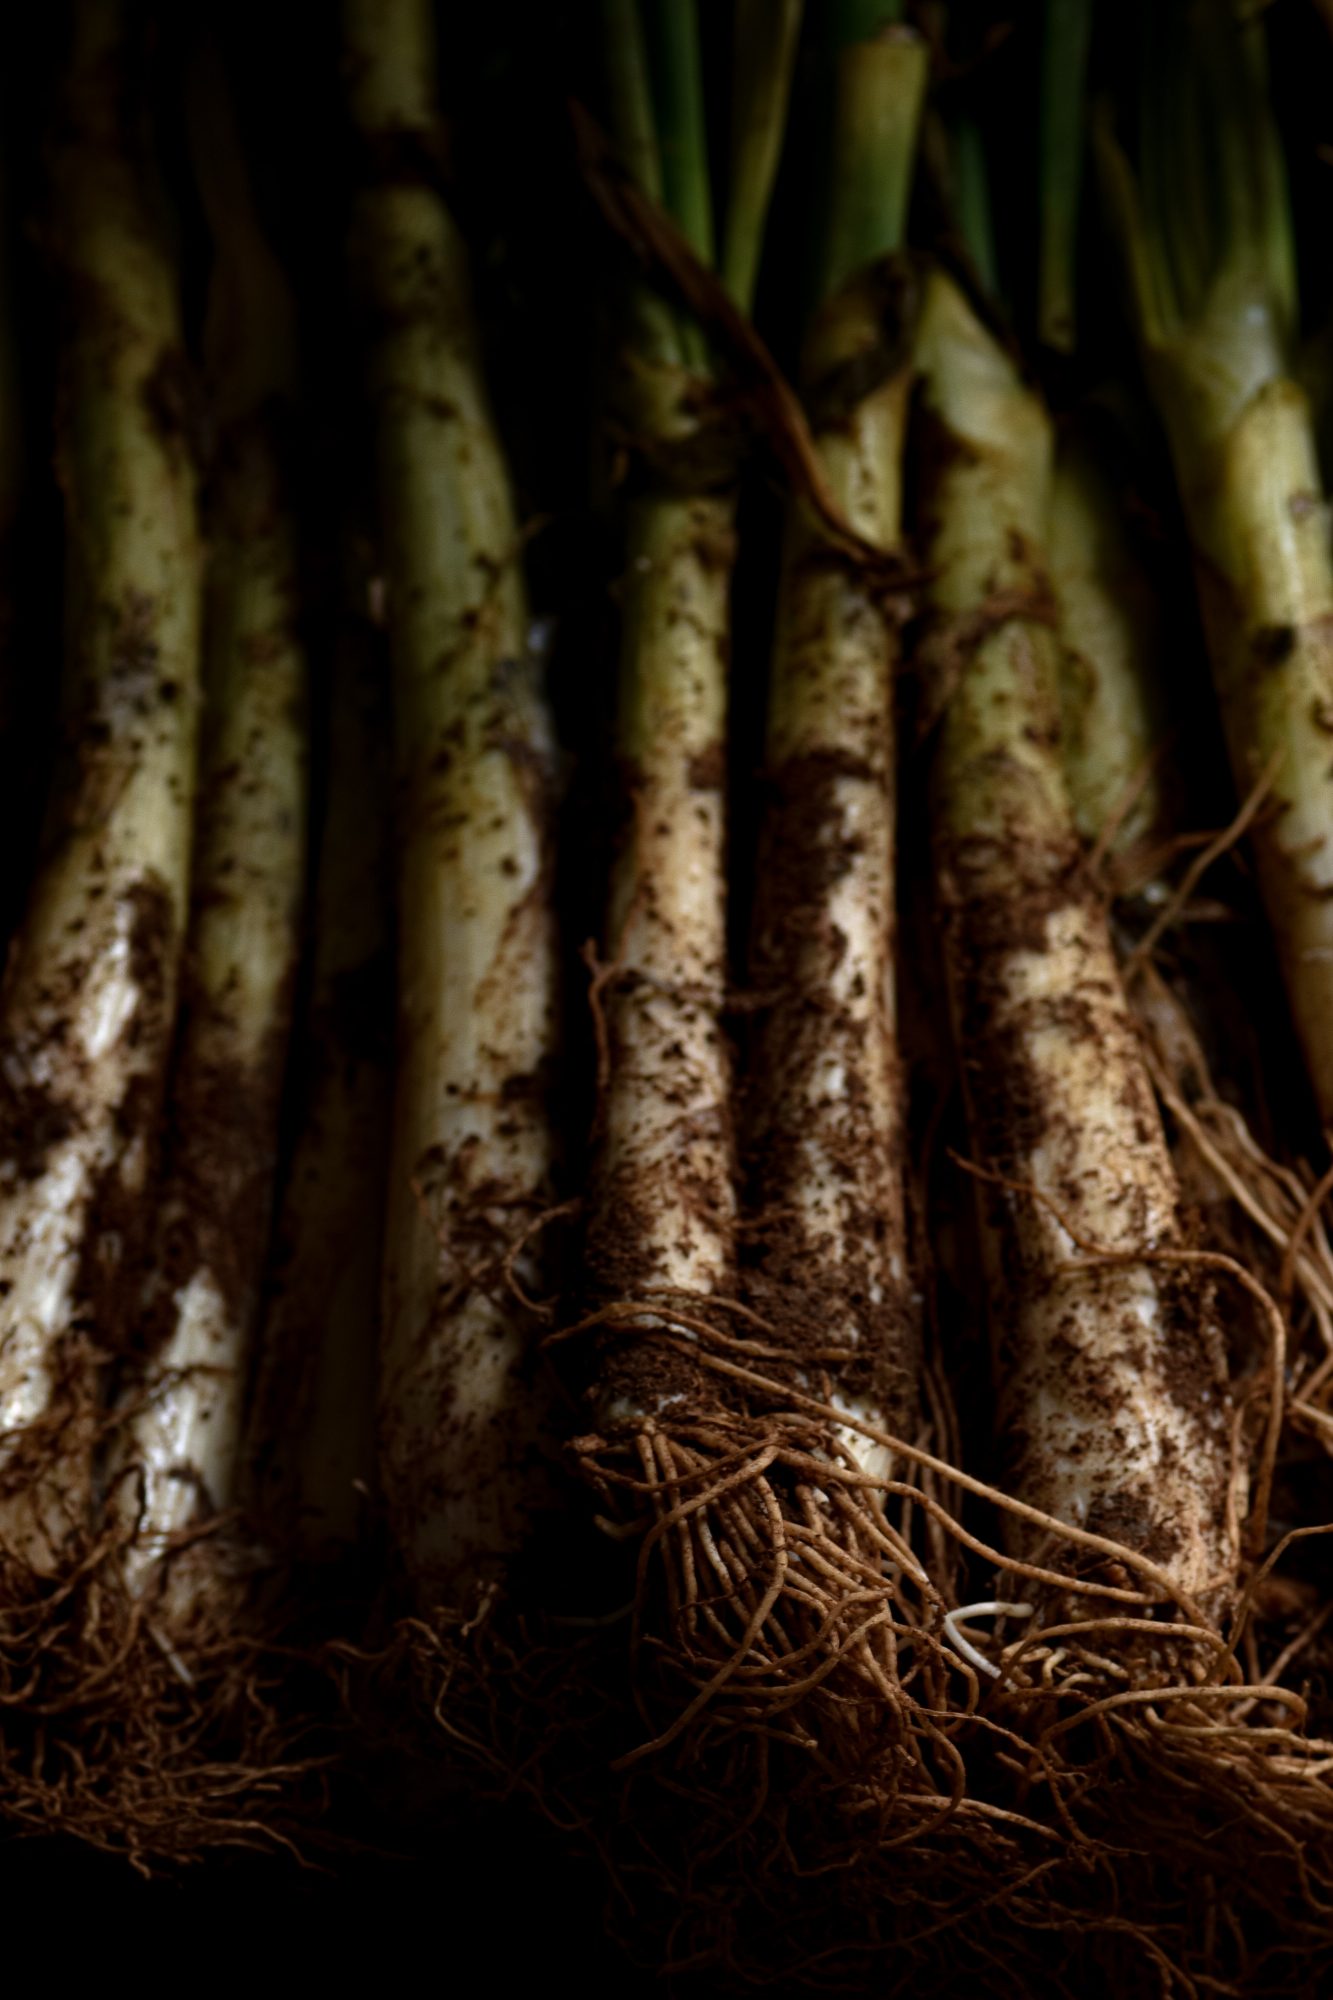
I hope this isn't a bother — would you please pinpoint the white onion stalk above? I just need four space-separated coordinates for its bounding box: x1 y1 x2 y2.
586 487 736 1421
113 46 308 1612
745 22 927 1478
572 6 960 1792
1100 6 1333 1133
916 267 1239 1618
244 535 392 1561
0 0 200 1568
1048 421 1333 1539
346 0 559 1599
583 0 791 1426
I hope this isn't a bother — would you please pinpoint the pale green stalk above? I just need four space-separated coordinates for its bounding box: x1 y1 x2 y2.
916 267 1238 1617
346 0 559 1597
583 0 768 1424
112 43 308 1612
587 479 735 1421
0 0 201 1566
1100 2 1333 1133
746 18 927 1473
817 1 917 300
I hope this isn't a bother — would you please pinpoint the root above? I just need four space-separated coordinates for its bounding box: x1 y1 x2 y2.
373 1297 1333 1991
0 1386 337 1870
400 1507 1333 1991
0 1533 333 1869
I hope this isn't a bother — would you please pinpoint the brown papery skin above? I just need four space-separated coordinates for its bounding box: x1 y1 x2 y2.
918 273 1239 1622
745 267 917 1450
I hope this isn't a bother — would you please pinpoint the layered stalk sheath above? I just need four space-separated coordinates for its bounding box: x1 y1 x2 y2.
587 476 736 1421
1047 421 1322 1364
917 268 1237 1612
1101 4 1333 1130
584 0 782 1427
745 16 926 1467
0 2 200 1561
346 0 558 1596
245 535 391 1561
114 51 308 1605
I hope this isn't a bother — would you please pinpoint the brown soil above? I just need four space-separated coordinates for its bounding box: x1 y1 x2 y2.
0 1509 340 1869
